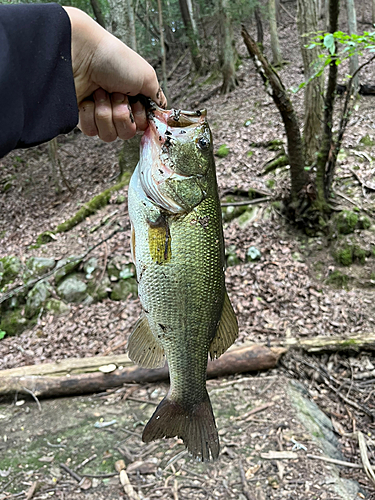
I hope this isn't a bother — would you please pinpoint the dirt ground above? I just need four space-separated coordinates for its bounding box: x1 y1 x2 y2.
1 2 375 499
0 374 371 500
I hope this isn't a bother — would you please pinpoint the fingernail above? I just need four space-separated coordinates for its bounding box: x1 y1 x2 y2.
94 89 107 102
127 104 135 123
113 92 125 104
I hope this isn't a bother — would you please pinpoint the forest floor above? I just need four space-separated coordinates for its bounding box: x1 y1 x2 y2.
0 3 375 499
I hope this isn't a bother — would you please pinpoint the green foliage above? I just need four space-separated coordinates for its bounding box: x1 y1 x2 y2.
295 30 375 92
0 330 6 340
335 210 358 235
216 144 230 158
359 134 375 147
326 270 350 288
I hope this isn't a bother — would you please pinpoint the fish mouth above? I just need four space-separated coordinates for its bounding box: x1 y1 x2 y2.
144 102 207 147
138 103 209 213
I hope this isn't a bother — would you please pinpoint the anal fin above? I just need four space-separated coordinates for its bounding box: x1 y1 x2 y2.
128 314 165 368
209 291 238 359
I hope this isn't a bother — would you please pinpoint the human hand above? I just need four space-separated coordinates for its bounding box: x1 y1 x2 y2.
63 7 167 142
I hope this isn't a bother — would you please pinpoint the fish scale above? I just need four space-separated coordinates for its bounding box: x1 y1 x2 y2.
127 104 238 460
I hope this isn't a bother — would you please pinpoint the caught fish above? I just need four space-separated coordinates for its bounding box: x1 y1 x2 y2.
128 104 238 461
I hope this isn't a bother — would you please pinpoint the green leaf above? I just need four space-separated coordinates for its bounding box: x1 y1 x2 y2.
0 330 6 340
324 33 335 54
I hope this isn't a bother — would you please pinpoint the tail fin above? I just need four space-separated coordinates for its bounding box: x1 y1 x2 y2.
142 391 219 461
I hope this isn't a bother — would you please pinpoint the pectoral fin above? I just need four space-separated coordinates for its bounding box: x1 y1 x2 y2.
128 314 165 368
209 291 238 359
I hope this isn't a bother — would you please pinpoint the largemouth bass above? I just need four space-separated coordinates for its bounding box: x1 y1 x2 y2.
128 104 238 461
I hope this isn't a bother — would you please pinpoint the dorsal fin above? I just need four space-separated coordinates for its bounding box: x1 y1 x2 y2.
209 291 238 359
127 314 165 368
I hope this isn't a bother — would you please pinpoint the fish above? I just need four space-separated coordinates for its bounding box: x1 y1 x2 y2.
127 103 238 461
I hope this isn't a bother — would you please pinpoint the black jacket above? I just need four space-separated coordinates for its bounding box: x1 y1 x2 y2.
0 3 78 158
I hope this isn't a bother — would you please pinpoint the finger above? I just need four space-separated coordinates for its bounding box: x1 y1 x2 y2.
139 66 167 108
111 93 137 140
130 100 148 131
78 99 98 136
94 88 117 142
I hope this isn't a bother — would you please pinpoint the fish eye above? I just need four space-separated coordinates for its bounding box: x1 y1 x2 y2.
197 137 210 150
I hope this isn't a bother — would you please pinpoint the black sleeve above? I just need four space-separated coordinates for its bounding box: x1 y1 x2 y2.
0 3 79 158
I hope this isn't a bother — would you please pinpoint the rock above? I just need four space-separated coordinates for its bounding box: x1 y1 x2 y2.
57 274 87 303
83 257 98 279
107 257 135 281
237 207 259 228
45 299 70 316
291 251 304 262
110 278 137 301
0 256 22 287
288 380 361 499
0 309 28 336
87 276 111 302
25 281 51 318
226 245 240 266
26 257 55 277
246 246 261 262
55 256 82 284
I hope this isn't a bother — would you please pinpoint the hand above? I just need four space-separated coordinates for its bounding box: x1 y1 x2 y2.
63 7 167 142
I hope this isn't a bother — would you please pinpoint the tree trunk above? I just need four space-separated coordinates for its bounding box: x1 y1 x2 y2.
127 0 137 51
254 6 264 51
108 0 136 49
90 0 106 28
297 0 324 165
241 27 307 202
346 0 358 93
315 0 340 206
157 0 168 99
218 0 238 93
178 0 202 72
268 0 283 66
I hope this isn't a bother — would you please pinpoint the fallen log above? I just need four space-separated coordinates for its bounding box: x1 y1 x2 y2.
0 344 284 398
1 334 373 398
279 334 375 353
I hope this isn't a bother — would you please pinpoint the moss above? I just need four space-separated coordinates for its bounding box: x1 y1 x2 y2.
36 231 56 246
358 215 371 230
353 245 366 264
266 179 275 189
359 134 375 147
0 256 22 287
326 270 350 288
221 203 248 223
202 71 220 86
54 173 131 234
334 247 353 266
45 298 70 316
335 210 358 235
0 309 29 336
55 256 82 284
246 150 254 157
216 144 230 158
